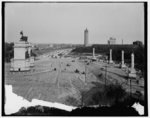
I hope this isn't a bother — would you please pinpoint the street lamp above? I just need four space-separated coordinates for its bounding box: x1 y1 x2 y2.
128 70 132 97
84 59 87 84
105 56 108 87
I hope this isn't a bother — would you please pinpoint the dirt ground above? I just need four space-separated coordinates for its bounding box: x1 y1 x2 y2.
4 50 144 106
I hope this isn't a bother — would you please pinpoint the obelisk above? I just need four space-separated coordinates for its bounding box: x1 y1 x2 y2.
129 53 136 78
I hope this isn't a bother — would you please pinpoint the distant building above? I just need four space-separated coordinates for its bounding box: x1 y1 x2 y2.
49 44 53 48
108 37 116 45
133 41 143 46
84 28 89 47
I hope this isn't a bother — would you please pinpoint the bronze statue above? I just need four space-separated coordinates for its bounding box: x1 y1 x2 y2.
20 31 28 42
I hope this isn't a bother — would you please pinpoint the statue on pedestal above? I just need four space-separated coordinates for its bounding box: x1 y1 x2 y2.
20 31 28 42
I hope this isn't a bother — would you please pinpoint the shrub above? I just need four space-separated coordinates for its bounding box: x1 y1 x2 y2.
66 64 70 66
105 84 126 103
75 69 79 73
5 42 14 62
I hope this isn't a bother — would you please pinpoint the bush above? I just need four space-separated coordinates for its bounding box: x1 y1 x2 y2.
75 69 79 73
105 84 126 103
66 64 70 66
98 73 103 78
5 42 14 62
82 83 127 106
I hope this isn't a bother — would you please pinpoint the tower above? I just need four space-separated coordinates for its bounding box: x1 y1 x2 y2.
84 28 88 47
10 31 33 71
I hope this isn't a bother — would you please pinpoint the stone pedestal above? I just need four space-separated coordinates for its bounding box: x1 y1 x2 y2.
129 68 136 78
129 53 136 78
10 41 31 71
30 56 35 67
121 64 126 69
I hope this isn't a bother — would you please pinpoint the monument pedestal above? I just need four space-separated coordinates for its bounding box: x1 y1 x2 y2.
109 60 113 64
30 56 35 67
121 64 126 69
10 31 34 72
129 68 136 78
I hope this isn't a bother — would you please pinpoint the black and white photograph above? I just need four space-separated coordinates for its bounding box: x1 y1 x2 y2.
2 1 147 116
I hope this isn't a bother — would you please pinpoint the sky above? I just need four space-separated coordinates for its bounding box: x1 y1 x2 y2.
5 2 144 44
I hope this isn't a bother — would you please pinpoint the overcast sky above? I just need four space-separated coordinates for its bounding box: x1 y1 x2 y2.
5 3 144 44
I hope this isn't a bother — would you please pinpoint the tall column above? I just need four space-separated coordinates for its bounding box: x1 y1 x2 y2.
129 53 136 78
109 49 113 64
121 50 126 68
93 48 95 58
131 53 134 69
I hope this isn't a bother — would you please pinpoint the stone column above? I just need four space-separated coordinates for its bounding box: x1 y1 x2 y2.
109 49 113 64
129 53 136 78
93 48 95 58
131 53 134 69
121 50 126 68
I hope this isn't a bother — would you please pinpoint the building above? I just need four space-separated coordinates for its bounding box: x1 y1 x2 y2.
84 28 89 47
10 31 34 71
108 37 116 45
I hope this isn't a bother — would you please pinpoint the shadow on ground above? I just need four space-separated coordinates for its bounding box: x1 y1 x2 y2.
8 81 145 116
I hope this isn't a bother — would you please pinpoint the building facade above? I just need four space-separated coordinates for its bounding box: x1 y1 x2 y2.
108 37 116 45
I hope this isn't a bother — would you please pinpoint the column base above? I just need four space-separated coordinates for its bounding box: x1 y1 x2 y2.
30 63 34 67
129 68 136 78
92 56 97 61
109 60 113 64
121 64 126 69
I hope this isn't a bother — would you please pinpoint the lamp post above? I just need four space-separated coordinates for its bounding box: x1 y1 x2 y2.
130 79 132 97
105 56 108 87
105 64 107 87
128 69 132 97
85 60 87 84
85 63 86 83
